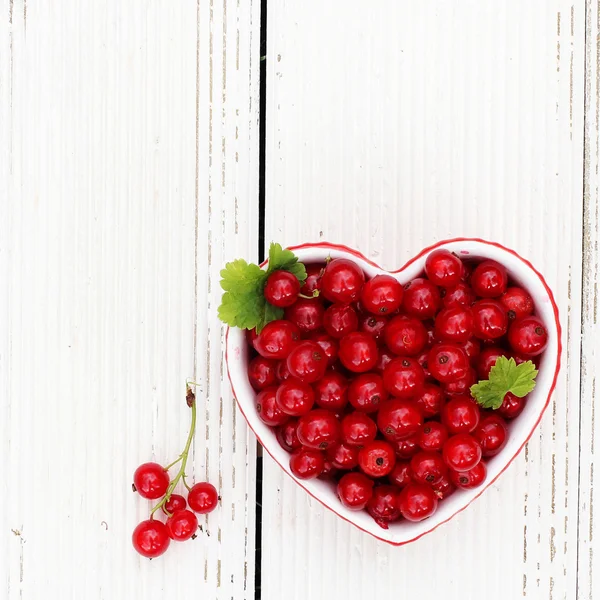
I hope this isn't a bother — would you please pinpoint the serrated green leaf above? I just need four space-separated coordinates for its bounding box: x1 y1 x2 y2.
470 380 505 410
220 259 266 294
266 242 307 283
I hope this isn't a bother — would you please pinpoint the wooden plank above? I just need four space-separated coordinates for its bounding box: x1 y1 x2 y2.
263 2 585 599
0 1 260 598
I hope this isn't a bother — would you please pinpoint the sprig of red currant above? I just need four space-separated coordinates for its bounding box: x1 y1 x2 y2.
131 383 219 559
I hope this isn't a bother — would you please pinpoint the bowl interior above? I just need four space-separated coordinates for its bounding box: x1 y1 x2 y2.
226 240 560 545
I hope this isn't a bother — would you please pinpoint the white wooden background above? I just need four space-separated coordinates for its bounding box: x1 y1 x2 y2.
1 1 598 599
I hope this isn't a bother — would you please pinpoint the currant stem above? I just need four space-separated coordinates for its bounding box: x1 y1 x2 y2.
298 290 320 299
150 386 197 518
164 456 184 471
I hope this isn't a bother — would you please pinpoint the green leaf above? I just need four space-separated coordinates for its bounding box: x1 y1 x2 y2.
257 302 284 333
220 259 265 294
266 243 307 283
469 380 502 410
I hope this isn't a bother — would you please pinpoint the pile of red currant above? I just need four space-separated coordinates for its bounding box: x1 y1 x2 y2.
131 385 219 558
246 250 548 528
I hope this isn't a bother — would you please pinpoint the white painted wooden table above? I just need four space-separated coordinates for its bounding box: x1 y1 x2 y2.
1 1 598 598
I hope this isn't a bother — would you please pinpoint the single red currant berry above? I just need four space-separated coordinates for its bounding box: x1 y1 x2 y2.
374 348 395 374
384 315 428 356
473 414 508 457
327 442 359 470
318 459 338 481
256 387 289 426
323 303 359 338
320 258 365 304
276 419 302 452
275 379 315 416
508 315 548 357
388 461 413 488
313 370 348 411
450 462 487 489
166 509 199 542
498 391 526 419
377 398 423 441
431 474 456 500
443 367 477 396
275 359 292 382
338 332 379 373
308 332 339 366
402 278 442 319
442 395 481 434
382 357 426 398
132 519 171 558
477 346 509 379
133 463 170 500
253 320 300 359
414 383 445 418
443 434 482 472
246 328 259 347
500 287 534 320
471 300 508 340
415 350 433 380
340 412 377 447
264 270 301 308
348 372 388 413
459 338 481 363
337 472 375 510
188 482 219 514
301 263 325 295
417 421 449 452
428 344 470 383
297 409 341 450
247 356 277 391
367 485 402 528
410 451 448 486
434 306 474 344
425 249 463 288
392 433 421 459
359 313 388 341
358 440 397 477
442 282 476 309
289 448 325 479
471 260 508 298
163 493 187 516
284 299 325 333
398 484 438 522
286 341 328 383
360 274 404 315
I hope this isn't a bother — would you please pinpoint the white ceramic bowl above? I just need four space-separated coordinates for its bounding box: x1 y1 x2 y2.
225 238 561 545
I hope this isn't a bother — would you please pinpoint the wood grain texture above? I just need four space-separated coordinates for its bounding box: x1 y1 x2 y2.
263 2 585 599
0 1 260 598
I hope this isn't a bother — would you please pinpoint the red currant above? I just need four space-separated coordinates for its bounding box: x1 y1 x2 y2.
443 434 482 472
323 303 359 338
246 328 259 347
340 412 377 447
410 451 447 486
367 485 402 528
373 348 395 374
166 509 199 541
443 367 477 396
301 263 324 295
296 409 341 450
388 461 413 488
473 414 508 456
384 315 428 356
264 270 301 307
402 278 442 319
285 299 325 333
358 440 397 477
188 482 219 514
276 419 302 452
398 484 438 522
477 346 509 379
256 387 289 426
132 519 171 558
377 398 423 441
471 260 508 298
348 372 388 413
320 258 365 304
289 448 325 479
459 338 481 363
133 463 170 500
442 395 481 434
286 341 328 383
392 433 421 459
414 383 445 417
417 421 449 452
327 442 359 470
275 359 292 382
275 379 315 416
450 462 487 489
442 282 476 309
471 300 508 340
428 344 470 383
253 320 300 359
360 274 404 315
313 370 348 411
338 332 378 373
431 474 456 500
500 287 534 320
508 316 548 356
425 249 463 288
318 459 338 481
163 493 187 516
247 356 277 390
308 332 339 366
337 472 374 510
359 313 388 341
382 357 426 398
415 350 433 380
434 306 474 344
498 391 526 419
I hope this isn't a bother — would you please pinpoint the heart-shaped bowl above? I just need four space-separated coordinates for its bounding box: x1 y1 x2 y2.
225 238 561 545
